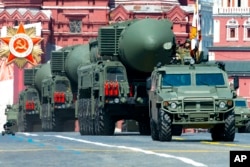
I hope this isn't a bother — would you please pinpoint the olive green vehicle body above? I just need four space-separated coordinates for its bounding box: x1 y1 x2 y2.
40 75 76 131
17 87 41 132
40 44 90 132
4 104 19 132
76 18 176 135
148 63 237 141
234 97 250 133
21 63 51 132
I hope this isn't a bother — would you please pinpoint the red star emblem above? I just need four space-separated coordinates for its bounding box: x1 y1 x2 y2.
0 23 42 65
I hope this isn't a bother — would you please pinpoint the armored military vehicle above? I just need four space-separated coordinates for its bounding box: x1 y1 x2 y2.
40 44 90 131
76 18 176 135
234 97 250 133
23 63 51 131
4 104 19 132
147 61 239 141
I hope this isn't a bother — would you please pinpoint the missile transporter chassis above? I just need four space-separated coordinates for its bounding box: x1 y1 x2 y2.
77 61 150 135
148 63 238 141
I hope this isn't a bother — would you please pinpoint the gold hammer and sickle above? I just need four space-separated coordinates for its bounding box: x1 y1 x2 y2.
14 38 27 51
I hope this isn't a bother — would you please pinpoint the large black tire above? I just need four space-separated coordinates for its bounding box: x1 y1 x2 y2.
23 115 33 132
245 121 250 133
224 112 235 141
41 104 53 132
94 99 101 135
150 118 159 141
172 125 183 136
158 109 172 141
78 98 89 135
98 107 115 135
52 111 63 132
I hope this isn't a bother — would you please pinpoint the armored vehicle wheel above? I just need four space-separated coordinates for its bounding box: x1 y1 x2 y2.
223 112 235 141
94 101 101 135
150 118 159 141
172 125 182 136
23 115 33 132
245 121 250 133
52 112 63 132
78 98 86 135
99 107 115 135
158 109 172 141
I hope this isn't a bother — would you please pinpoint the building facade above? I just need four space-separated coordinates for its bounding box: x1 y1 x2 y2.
209 0 250 104
0 0 109 103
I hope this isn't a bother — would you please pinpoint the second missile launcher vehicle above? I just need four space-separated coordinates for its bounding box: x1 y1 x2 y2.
41 44 91 131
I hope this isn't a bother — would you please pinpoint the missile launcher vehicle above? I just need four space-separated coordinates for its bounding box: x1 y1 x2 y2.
22 63 51 132
76 18 176 135
41 44 91 131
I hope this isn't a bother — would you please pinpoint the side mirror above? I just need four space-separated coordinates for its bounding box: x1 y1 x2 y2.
233 76 239 90
146 77 151 91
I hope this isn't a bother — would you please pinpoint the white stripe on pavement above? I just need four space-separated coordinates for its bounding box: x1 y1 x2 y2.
55 135 207 167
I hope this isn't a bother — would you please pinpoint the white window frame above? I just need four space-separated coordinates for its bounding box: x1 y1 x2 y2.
226 18 239 41
243 18 250 41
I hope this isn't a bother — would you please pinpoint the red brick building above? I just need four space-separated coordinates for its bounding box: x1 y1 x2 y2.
209 0 250 105
0 0 196 104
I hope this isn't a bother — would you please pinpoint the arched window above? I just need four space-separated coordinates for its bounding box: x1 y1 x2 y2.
243 18 250 41
25 18 30 24
14 20 19 26
226 18 238 41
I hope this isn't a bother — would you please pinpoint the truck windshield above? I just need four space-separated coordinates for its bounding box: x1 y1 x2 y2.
196 73 225 86
235 100 247 107
107 67 125 81
55 80 70 91
27 92 38 100
162 74 191 86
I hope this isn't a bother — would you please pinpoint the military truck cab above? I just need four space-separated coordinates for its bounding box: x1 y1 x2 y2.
148 62 237 141
234 97 250 133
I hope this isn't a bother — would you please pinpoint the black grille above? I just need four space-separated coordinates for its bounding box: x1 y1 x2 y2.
183 98 214 112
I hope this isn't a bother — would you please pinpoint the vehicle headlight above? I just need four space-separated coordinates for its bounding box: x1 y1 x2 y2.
219 101 226 108
114 98 119 103
170 102 177 109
